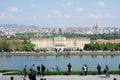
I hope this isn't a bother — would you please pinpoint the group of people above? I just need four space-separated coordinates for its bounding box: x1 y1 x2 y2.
67 63 89 75
23 63 120 80
67 63 120 78
23 64 46 80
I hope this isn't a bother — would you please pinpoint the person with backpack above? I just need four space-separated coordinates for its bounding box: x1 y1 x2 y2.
104 65 110 78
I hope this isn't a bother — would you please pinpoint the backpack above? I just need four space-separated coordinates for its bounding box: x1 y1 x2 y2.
104 69 106 73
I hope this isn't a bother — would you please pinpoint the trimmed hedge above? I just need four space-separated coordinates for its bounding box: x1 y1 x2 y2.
0 70 120 75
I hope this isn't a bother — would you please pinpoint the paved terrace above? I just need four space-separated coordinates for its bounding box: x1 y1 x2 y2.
0 73 120 80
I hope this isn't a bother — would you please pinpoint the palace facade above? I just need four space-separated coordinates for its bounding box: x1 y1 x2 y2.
30 37 90 51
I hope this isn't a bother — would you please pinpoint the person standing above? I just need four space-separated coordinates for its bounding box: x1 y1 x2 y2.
118 64 120 75
67 63 72 75
41 64 46 77
97 64 101 74
23 65 27 77
31 69 36 80
82 64 88 75
104 65 110 78
56 65 60 72
28 70 32 80
37 65 41 77
31 64 36 71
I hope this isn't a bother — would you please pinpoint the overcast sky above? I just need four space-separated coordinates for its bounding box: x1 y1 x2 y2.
0 0 120 27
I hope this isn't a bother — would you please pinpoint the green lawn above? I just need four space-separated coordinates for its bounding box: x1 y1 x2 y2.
0 70 119 75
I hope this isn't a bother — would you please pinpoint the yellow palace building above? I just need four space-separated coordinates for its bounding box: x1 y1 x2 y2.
31 37 90 51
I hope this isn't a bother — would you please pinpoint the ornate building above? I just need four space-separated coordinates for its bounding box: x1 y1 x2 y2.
31 37 90 51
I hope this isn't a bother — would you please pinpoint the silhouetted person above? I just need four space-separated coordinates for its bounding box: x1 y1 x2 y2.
67 63 72 75
28 71 32 80
97 64 101 74
119 64 120 75
37 65 41 77
41 64 46 77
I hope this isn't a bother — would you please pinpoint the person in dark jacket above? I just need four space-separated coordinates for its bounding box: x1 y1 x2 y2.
31 69 36 80
37 65 41 77
97 64 101 74
41 64 46 77
67 63 72 75
82 64 88 75
104 65 110 78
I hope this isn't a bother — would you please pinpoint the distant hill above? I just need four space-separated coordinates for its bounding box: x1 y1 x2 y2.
0 24 37 28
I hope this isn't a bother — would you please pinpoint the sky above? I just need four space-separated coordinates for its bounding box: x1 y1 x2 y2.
0 0 120 27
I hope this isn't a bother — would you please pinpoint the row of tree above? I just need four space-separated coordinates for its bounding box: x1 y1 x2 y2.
84 43 120 51
0 39 35 52
64 33 120 40
9 32 120 40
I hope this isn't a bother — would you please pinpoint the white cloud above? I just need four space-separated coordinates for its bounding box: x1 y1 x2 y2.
96 1 105 7
62 2 73 6
88 13 103 19
75 8 84 12
67 2 73 6
103 13 116 18
76 16 81 19
46 14 52 19
31 4 36 8
88 13 115 20
0 12 14 20
52 10 61 15
57 14 71 19
8 7 20 12
0 13 5 19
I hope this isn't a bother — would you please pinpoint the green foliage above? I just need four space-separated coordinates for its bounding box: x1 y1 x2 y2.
0 39 35 51
9 32 120 40
20 43 35 50
86 33 120 40
84 43 120 50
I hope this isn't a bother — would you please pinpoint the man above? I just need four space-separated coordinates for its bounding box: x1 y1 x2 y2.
97 64 101 74
82 64 88 75
37 65 41 77
41 64 46 77
67 63 72 75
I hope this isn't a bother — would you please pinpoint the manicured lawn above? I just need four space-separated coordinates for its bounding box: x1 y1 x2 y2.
0 70 119 75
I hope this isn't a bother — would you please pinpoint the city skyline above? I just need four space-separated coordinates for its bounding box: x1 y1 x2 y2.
0 0 120 27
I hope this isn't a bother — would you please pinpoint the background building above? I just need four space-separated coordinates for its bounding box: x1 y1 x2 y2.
31 37 90 51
